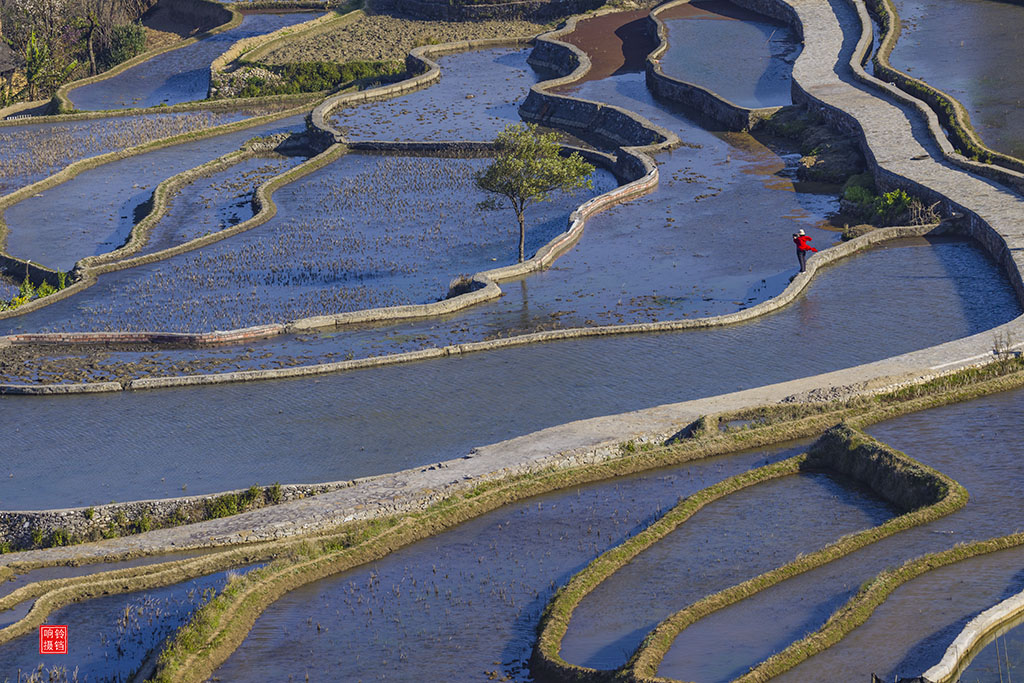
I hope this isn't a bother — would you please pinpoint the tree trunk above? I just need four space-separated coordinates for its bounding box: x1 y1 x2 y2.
517 210 525 263
86 17 97 76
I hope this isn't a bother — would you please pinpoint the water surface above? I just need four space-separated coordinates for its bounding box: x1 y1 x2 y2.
889 0 1024 159
330 47 541 141
3 114 305 271
0 235 1016 510
67 13 315 110
0 111 250 196
659 0 800 108
213 442 808 681
660 387 1024 681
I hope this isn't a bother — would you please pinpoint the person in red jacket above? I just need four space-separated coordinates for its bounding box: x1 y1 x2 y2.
793 229 818 273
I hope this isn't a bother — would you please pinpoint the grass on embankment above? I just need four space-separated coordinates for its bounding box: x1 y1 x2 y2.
621 424 967 682
147 355 1024 682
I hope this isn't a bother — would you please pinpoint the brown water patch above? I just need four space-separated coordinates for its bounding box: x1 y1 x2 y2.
660 0 746 21
557 9 655 84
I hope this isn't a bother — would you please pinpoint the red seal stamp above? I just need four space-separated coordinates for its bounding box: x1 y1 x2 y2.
39 625 67 654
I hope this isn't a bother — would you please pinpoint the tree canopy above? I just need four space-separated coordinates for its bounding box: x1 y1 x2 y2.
476 123 595 263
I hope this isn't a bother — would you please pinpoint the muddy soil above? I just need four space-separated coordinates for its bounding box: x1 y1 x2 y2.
557 9 657 83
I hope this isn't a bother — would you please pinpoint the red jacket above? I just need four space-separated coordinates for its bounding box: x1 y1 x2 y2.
794 234 818 252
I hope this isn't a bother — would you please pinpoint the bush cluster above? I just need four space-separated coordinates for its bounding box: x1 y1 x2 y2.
232 60 404 98
102 23 147 70
0 271 68 312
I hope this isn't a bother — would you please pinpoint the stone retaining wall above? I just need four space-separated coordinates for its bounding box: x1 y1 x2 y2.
520 16 680 149
644 0 784 131
851 0 1024 195
0 482 348 552
866 0 1024 175
786 0 1024 305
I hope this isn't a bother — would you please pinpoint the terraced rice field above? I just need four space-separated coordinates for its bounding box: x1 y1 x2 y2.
2 0 1023 680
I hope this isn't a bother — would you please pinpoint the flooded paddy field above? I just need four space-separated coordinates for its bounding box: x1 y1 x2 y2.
329 47 542 142
0 549 211 602
0 549 215 632
66 12 316 111
0 110 253 197
1 154 616 332
2 113 306 272
549 72 837 314
559 472 895 670
7 71 842 335
0 565 258 680
0 236 1017 509
136 152 307 257
657 387 1024 682
0 233 1013 385
658 0 800 108
212 442 810 681
888 0 1024 159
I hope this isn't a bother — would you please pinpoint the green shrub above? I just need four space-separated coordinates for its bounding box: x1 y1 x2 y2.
234 60 403 98
134 513 152 533
269 483 282 504
843 184 875 206
206 494 240 519
104 23 147 69
49 528 70 546
873 189 912 225
84 507 95 520
18 277 34 300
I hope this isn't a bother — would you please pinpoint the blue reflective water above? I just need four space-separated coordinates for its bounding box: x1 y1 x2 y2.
3 114 305 271
67 13 315 110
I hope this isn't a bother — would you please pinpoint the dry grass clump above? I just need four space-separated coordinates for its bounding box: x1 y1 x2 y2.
259 13 550 65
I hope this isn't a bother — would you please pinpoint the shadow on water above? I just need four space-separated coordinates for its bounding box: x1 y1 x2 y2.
613 18 657 75
885 566 1024 680
923 234 1023 336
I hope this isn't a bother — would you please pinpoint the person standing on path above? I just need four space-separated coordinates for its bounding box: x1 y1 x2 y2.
793 229 817 273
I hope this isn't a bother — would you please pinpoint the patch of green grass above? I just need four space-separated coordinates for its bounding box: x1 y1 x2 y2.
232 60 404 98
